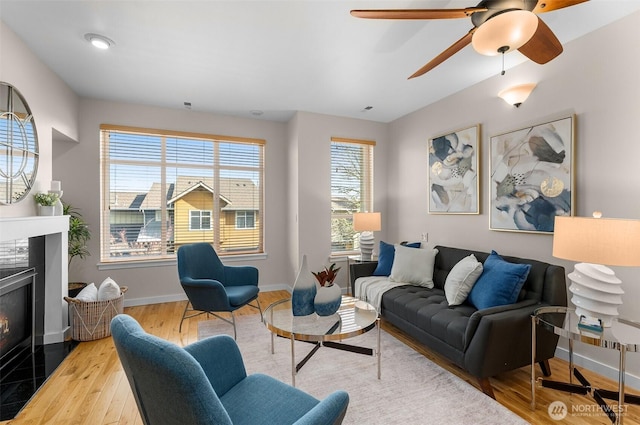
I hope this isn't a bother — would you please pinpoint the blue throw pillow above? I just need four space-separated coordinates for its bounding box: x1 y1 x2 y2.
372 241 421 276
467 250 531 310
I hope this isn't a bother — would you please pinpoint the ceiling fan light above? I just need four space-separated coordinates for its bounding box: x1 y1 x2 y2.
498 83 537 107
472 10 538 56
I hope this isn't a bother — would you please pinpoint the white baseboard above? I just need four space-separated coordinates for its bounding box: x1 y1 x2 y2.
123 283 292 307
554 346 640 391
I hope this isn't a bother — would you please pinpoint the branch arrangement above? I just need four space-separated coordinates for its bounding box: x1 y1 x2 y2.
312 263 341 287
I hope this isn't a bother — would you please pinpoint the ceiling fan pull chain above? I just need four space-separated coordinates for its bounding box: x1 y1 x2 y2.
499 45 508 76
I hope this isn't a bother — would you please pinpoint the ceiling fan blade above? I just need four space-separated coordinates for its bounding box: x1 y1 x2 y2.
409 29 475 79
518 17 563 64
350 8 487 20
533 0 589 14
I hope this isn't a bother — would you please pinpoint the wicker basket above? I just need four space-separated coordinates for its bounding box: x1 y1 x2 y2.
64 286 128 341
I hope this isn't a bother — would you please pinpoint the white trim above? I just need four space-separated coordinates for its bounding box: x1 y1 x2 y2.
554 346 640 391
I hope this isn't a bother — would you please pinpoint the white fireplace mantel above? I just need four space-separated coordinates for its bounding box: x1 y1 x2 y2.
0 215 70 343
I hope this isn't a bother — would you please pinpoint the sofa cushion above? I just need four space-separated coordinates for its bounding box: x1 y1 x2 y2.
467 251 532 310
389 245 438 288
373 241 421 276
444 254 483 306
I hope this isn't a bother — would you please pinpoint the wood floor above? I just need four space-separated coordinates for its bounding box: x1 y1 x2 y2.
4 290 639 424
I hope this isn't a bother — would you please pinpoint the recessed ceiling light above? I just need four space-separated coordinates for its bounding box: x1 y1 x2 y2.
84 33 115 50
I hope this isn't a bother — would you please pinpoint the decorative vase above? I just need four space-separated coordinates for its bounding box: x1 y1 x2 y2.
291 255 316 316
38 205 55 216
49 189 64 216
314 283 342 316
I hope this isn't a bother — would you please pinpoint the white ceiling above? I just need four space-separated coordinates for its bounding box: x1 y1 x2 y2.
1 0 639 123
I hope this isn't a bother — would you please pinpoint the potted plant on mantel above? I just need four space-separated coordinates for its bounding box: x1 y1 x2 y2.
33 192 60 216
65 203 92 297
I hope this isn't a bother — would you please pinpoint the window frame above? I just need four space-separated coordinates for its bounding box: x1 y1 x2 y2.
235 211 256 230
189 210 213 231
100 124 265 263
330 137 375 255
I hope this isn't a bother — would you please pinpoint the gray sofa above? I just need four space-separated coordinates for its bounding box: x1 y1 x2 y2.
350 245 567 398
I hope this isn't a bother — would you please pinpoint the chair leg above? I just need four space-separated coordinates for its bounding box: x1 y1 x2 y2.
179 301 190 332
254 298 263 322
231 311 237 340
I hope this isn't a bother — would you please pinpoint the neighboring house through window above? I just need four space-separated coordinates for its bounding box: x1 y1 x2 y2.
100 125 264 262
330 137 375 254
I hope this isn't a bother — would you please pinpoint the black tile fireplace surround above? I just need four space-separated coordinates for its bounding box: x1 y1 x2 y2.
0 340 78 420
0 236 76 421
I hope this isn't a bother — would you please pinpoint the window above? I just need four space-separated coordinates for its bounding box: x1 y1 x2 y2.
236 211 255 229
190 210 212 230
330 137 375 254
100 125 264 262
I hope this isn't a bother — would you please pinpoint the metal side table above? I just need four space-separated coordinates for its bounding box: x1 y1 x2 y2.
531 306 640 424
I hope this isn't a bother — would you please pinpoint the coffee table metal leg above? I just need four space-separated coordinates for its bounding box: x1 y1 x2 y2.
377 317 381 379
291 335 296 387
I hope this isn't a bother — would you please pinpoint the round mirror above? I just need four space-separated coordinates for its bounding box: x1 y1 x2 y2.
0 82 39 205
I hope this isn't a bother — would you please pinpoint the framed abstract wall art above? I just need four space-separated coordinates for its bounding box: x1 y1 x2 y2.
489 115 575 233
428 125 480 214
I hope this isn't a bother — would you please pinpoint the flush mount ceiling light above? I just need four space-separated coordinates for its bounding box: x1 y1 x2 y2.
471 10 538 56
84 33 115 50
498 83 537 107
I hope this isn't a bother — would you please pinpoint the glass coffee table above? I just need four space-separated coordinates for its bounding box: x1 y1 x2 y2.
264 295 380 386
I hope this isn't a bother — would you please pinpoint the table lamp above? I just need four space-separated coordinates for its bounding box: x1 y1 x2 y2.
552 214 640 327
353 212 381 261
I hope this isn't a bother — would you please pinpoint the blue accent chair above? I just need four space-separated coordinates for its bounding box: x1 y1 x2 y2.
177 243 262 337
111 314 349 425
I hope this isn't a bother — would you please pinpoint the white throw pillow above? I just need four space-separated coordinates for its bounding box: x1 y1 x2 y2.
389 245 438 288
75 282 98 302
98 277 121 301
444 254 484 306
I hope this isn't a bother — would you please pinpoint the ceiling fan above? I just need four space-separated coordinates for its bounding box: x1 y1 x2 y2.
351 0 589 79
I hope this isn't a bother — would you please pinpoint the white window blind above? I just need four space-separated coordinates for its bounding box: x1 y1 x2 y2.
330 137 375 254
100 125 264 262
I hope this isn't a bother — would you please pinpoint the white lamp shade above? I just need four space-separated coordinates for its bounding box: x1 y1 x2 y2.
498 83 537 106
553 216 640 267
353 212 381 232
472 10 538 56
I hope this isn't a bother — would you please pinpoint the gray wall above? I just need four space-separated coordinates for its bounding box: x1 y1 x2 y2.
54 101 389 303
387 11 640 382
0 21 79 218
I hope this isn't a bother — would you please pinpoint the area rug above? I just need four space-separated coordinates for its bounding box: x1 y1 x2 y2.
199 316 529 425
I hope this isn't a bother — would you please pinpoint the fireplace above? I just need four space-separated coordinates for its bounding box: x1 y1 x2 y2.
0 216 72 420
0 268 36 373
0 216 69 343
